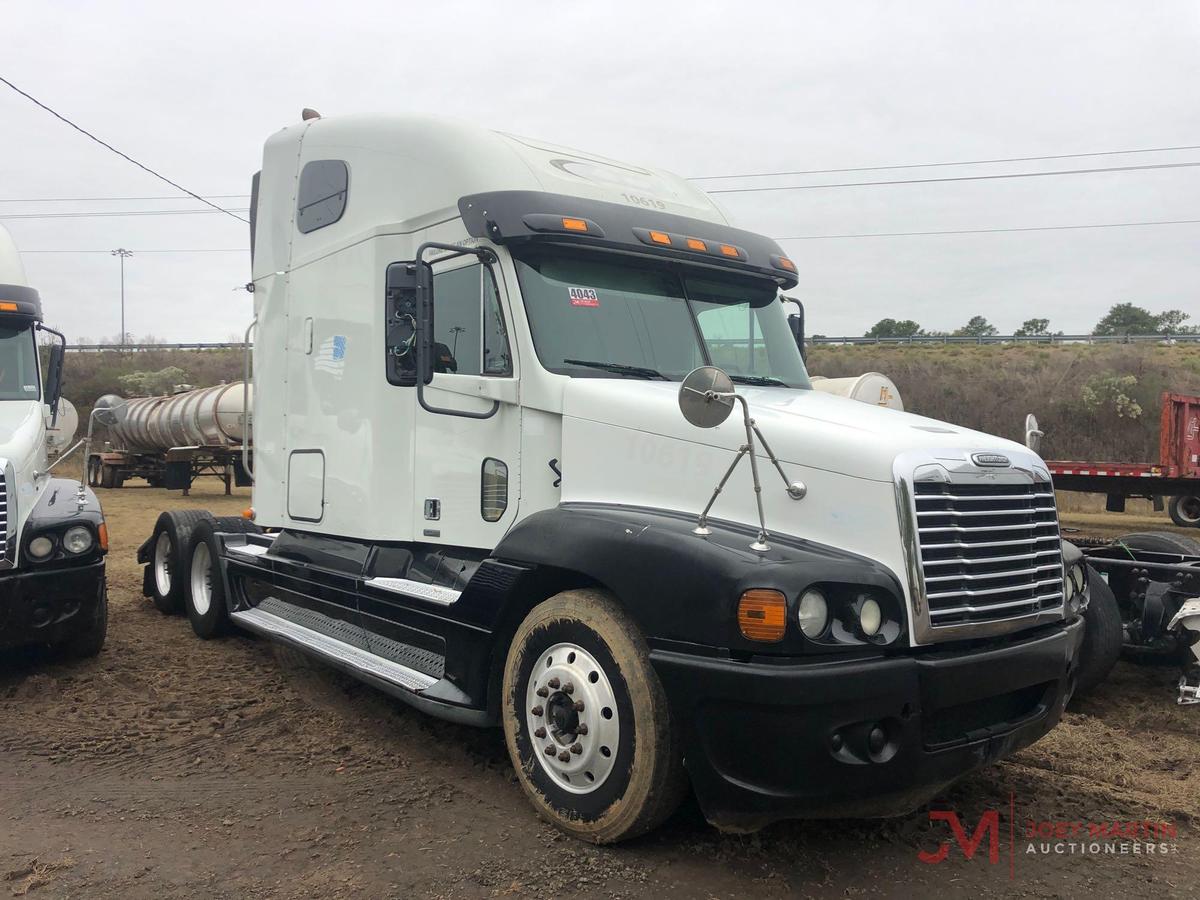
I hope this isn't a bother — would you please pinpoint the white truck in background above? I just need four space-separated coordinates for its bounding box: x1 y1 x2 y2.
0 224 110 658
141 113 1086 843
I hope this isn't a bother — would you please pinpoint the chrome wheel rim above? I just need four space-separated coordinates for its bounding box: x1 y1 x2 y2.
190 542 212 616
525 642 620 794
153 532 172 597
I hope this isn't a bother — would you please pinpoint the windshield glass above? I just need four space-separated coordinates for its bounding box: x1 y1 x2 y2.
0 325 40 401
513 248 811 388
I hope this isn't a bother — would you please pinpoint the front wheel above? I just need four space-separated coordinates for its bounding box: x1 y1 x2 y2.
501 588 686 844
185 521 231 639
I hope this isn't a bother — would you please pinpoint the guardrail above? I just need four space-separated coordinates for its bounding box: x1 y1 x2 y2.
64 342 248 352
810 333 1200 345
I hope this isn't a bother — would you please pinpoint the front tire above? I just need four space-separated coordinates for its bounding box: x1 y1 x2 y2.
59 585 108 658
501 588 686 844
1073 567 1122 697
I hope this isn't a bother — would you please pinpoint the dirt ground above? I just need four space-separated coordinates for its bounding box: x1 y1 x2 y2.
2 482 1198 899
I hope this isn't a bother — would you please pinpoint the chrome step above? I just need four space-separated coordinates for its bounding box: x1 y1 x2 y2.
231 606 438 692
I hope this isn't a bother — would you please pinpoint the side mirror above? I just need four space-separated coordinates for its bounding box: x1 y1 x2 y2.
44 342 65 423
416 261 435 386
782 297 806 361
1024 413 1044 453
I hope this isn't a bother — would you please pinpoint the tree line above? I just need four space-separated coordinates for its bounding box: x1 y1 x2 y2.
861 302 1195 339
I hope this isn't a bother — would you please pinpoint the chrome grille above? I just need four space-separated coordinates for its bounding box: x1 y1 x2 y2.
913 479 1064 628
0 470 8 559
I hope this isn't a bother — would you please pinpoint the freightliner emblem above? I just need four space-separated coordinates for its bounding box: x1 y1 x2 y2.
972 452 1011 467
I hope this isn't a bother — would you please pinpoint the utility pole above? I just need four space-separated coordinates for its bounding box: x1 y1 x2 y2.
111 248 133 347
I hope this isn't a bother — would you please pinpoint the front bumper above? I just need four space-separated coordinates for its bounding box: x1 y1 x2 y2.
0 560 106 650
652 616 1084 831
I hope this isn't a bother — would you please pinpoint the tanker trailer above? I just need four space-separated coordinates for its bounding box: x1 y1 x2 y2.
88 382 252 494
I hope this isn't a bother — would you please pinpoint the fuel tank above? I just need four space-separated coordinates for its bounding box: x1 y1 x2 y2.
112 382 251 452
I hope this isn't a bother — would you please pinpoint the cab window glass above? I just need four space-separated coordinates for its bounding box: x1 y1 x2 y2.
297 160 348 233
432 264 512 377
0 326 39 401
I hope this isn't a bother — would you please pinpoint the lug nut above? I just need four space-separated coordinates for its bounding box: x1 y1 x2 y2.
558 751 571 762
536 686 549 698
548 677 560 689
564 682 574 695
576 724 588 735
573 701 585 712
534 727 546 739
544 744 556 756
570 743 582 755
531 705 544 717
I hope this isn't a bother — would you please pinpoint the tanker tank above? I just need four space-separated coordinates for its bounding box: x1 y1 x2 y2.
112 382 252 452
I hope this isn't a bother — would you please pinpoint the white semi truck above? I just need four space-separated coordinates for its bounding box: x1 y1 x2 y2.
142 114 1087 842
0 224 109 658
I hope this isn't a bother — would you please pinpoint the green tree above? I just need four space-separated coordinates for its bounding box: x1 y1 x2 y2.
865 318 924 338
1154 309 1194 335
118 366 191 397
1014 318 1051 336
1093 302 1158 336
954 316 998 337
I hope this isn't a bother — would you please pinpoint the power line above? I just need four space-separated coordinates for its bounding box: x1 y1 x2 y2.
0 74 250 224
0 194 249 203
690 143 1200 180
0 208 250 220
22 247 247 253
773 218 1200 241
707 160 1200 194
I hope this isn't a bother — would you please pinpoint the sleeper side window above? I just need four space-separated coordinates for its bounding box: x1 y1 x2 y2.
431 264 512 377
296 160 349 233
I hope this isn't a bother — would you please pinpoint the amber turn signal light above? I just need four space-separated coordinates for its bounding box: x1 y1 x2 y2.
737 589 787 642
97 522 109 552
242 507 255 520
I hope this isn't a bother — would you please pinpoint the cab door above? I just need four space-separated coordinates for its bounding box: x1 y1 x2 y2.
410 259 520 549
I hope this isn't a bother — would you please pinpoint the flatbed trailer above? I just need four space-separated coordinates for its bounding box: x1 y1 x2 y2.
1045 392 1200 527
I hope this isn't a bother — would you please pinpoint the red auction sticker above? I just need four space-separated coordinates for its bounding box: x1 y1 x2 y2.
569 287 599 307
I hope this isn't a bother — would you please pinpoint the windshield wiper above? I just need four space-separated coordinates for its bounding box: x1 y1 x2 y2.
562 359 669 380
728 374 786 386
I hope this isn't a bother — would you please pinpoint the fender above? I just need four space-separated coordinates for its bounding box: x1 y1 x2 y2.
492 503 906 654
20 478 106 567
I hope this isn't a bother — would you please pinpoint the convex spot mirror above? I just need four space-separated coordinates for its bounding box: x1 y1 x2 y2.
1024 413 1043 453
93 394 129 427
679 366 736 429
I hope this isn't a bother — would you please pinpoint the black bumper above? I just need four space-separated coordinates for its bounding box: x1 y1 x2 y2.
0 560 106 650
652 617 1084 831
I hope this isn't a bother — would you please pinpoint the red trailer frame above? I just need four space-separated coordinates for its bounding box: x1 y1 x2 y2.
1047 392 1200 516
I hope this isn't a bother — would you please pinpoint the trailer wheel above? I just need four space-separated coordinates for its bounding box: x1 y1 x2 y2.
1168 495 1200 529
186 521 231 639
86 457 102 487
1074 566 1122 697
99 464 117 489
148 510 215 614
58 585 108 659
501 588 686 844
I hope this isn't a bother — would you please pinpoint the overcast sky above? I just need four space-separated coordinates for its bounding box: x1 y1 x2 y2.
4 1 1198 342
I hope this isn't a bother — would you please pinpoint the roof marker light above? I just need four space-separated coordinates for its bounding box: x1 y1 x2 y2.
562 217 589 232
686 238 707 251
649 230 672 245
719 244 739 257
0 302 17 312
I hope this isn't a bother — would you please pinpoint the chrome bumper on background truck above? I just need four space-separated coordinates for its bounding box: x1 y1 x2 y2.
652 617 1084 831
0 560 106 650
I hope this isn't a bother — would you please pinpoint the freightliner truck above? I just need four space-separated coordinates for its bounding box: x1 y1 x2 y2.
0 224 109 658
142 113 1087 842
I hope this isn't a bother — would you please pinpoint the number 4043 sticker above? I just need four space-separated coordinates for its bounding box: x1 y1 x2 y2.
568 287 600 308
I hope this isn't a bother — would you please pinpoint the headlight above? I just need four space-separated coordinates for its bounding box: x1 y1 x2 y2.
858 596 883 636
63 525 94 555
28 535 54 559
797 589 829 638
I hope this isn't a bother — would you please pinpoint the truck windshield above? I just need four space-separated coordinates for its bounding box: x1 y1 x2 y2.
513 248 811 388
0 324 40 401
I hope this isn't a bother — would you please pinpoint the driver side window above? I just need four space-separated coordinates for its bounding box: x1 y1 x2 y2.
432 264 512 377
